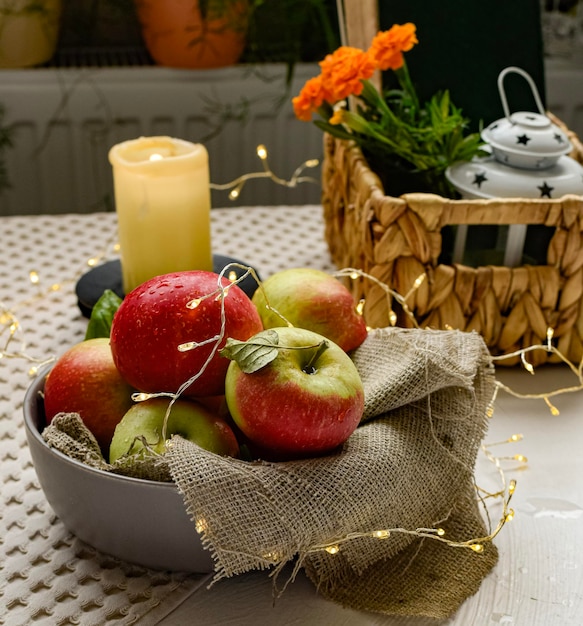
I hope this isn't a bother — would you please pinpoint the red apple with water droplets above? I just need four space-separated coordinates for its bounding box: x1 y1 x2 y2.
110 271 263 397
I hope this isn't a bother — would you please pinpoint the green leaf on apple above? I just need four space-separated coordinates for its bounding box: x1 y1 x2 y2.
220 329 280 373
85 289 123 340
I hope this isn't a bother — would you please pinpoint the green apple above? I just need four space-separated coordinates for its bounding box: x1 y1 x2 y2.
43 337 135 454
223 326 365 459
109 397 240 462
252 268 367 352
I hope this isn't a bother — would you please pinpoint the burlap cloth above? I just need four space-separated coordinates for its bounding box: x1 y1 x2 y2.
44 326 498 619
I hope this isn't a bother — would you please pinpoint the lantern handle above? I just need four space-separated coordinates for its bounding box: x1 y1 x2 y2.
497 66 546 121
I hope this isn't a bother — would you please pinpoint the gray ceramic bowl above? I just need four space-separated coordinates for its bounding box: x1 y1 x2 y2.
23 369 214 573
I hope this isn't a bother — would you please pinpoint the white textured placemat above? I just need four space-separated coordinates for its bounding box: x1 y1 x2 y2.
0 206 333 625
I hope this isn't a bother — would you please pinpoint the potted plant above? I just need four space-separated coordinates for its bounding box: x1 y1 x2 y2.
133 0 253 69
292 23 483 197
0 0 62 68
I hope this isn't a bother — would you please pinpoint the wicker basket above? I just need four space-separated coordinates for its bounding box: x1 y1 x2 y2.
321 122 583 366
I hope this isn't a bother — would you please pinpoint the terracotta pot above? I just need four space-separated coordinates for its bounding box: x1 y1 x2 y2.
134 0 249 69
0 0 62 68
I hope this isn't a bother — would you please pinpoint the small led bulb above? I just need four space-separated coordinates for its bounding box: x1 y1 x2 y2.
373 530 390 539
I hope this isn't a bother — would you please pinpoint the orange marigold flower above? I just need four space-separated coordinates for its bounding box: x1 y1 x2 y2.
319 46 376 102
292 76 329 121
369 23 418 71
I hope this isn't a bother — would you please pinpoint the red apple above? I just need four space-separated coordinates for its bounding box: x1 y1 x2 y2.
251 267 368 352
109 397 239 462
43 337 135 453
110 271 263 398
196 394 229 416
223 326 365 459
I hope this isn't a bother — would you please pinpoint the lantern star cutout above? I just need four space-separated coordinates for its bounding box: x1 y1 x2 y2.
554 133 566 144
538 181 554 198
472 172 488 188
516 134 531 145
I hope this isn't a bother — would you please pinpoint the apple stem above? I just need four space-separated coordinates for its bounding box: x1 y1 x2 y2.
302 340 328 374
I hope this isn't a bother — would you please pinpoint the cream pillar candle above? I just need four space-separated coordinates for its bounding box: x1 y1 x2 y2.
109 136 212 294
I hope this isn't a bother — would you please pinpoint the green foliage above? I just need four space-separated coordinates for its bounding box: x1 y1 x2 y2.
220 330 281 373
85 289 122 339
220 330 329 374
315 65 484 195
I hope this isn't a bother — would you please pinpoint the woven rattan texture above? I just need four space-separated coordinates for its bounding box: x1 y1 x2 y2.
322 124 583 367
0 206 333 626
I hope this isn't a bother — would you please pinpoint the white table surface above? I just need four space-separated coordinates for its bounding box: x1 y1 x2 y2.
1 206 582 626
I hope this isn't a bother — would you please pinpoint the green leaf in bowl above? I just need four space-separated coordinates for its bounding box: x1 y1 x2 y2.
85 289 122 340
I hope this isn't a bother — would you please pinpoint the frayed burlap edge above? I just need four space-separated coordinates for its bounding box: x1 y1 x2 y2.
42 412 172 482
164 327 499 619
302 480 498 618
41 327 499 619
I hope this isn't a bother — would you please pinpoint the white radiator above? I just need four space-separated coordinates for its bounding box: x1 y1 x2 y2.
1 59 582 216
0 62 324 215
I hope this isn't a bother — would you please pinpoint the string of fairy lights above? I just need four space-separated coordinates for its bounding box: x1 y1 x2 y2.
334 266 581 418
126 264 524 559
1 145 309 373
210 144 320 200
2 146 581 562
